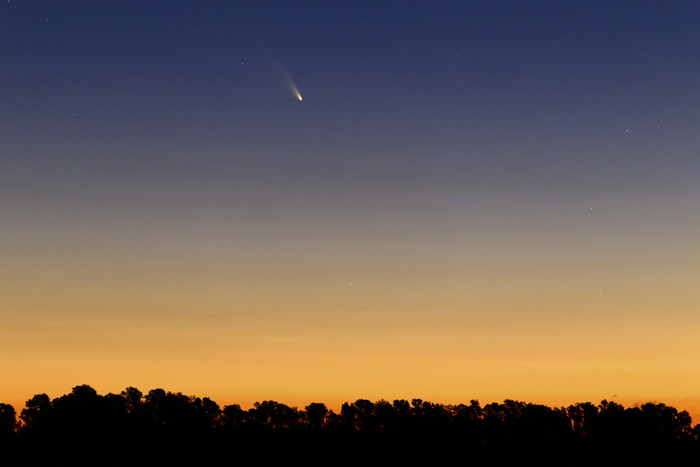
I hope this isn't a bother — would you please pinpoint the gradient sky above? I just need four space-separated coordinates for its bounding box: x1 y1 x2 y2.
2 1 699 419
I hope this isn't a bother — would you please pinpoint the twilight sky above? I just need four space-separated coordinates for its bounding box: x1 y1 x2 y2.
2 1 699 417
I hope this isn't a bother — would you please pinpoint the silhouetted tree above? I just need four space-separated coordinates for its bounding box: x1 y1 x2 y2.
339 402 356 430
389 399 411 432
121 386 143 413
221 403 246 428
194 397 221 428
52 384 102 431
305 402 328 430
251 400 299 429
0 403 16 465
352 399 376 431
20 393 53 431
0 403 15 437
567 401 599 435
373 399 394 432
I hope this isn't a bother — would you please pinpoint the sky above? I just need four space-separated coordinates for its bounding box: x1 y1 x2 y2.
1 1 699 419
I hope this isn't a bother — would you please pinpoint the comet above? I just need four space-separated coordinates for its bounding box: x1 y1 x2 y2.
280 67 303 101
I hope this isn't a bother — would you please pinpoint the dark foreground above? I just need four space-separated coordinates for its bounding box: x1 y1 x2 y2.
1 385 699 466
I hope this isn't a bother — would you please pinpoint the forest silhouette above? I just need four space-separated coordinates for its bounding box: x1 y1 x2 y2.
2 385 699 466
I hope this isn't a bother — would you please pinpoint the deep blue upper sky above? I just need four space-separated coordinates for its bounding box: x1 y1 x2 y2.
3 1 699 196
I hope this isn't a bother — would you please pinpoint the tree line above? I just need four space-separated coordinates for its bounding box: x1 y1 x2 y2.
1 385 699 465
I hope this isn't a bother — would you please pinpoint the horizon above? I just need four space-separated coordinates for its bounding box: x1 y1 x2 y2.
2 1 699 425
5 384 700 426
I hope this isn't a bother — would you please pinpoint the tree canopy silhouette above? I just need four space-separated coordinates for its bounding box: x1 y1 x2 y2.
3 385 700 466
